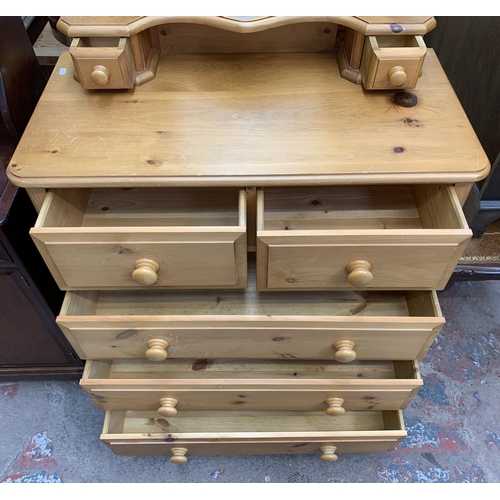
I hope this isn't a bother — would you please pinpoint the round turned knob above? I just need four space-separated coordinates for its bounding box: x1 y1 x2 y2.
91 65 110 86
145 339 169 361
320 445 338 462
345 260 373 287
132 259 160 285
170 447 188 464
158 397 178 416
325 398 345 416
388 66 407 87
333 340 357 363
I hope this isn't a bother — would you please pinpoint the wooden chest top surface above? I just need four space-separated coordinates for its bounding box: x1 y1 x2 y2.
7 50 489 188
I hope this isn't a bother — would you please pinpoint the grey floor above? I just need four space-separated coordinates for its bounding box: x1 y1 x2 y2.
1 280 500 483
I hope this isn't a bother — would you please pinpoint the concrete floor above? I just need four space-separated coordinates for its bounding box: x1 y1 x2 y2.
1 279 500 483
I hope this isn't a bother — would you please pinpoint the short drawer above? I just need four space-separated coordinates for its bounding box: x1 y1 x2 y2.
57 267 444 361
256 185 471 291
82 359 422 414
31 188 247 290
70 37 136 89
360 35 427 90
102 410 406 460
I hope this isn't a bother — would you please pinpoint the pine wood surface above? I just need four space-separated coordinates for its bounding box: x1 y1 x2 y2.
7 49 489 188
30 188 247 290
56 267 444 361
257 185 471 290
80 359 421 413
101 409 406 456
56 17 435 38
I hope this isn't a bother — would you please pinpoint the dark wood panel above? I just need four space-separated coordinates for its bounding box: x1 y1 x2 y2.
425 17 500 166
0 268 70 365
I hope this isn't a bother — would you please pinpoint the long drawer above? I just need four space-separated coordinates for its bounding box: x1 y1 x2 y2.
30 187 247 290
256 185 471 291
57 268 445 362
82 359 422 413
102 410 406 461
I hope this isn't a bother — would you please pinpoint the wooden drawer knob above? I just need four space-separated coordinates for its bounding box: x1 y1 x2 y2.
132 258 159 285
333 340 356 363
145 339 169 361
345 260 373 287
170 447 188 464
320 445 338 462
325 398 345 416
388 66 407 87
91 65 110 86
158 397 178 416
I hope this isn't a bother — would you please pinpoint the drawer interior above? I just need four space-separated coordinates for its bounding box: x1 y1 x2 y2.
36 188 245 229
62 265 440 318
104 409 404 435
372 35 425 50
84 358 420 381
71 37 122 49
258 185 467 231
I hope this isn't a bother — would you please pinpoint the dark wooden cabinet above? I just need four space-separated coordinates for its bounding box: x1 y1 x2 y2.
425 17 500 237
425 17 500 286
0 178 83 379
0 16 82 379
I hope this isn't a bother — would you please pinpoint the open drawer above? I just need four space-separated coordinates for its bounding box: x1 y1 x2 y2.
82 359 422 414
57 266 444 362
30 188 247 290
70 37 136 89
256 185 471 291
360 35 427 90
102 410 406 461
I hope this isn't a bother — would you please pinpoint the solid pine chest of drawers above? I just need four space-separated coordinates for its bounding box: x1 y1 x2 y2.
7 16 490 464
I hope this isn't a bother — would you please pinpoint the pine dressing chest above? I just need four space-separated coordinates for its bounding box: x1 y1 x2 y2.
7 16 490 464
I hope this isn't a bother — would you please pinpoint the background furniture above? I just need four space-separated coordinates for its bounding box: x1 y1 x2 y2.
426 17 500 285
0 16 82 379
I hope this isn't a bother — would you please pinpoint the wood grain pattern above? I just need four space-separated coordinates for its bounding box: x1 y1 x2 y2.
157 22 337 54
56 267 444 362
57 16 435 38
7 50 489 188
81 359 422 413
101 409 406 457
31 187 247 290
257 185 471 290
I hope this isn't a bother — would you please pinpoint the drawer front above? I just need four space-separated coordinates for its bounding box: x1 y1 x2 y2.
31 230 246 290
57 316 444 362
88 387 420 413
257 233 469 290
70 37 136 89
31 188 247 290
360 35 427 90
257 186 471 291
102 410 406 459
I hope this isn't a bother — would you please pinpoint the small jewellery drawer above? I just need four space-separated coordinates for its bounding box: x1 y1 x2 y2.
70 37 136 89
101 410 406 461
31 188 247 290
82 359 422 414
360 35 427 90
256 185 471 291
57 269 444 361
